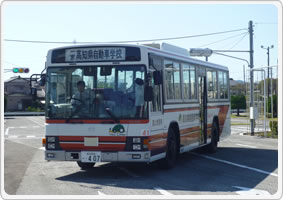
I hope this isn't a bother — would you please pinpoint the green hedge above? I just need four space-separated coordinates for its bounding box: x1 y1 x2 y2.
27 106 41 112
269 121 278 136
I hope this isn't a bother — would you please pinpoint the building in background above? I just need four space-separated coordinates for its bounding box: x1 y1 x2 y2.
4 76 45 111
230 78 245 96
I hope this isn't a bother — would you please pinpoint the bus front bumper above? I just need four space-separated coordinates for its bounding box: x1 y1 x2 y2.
45 150 151 163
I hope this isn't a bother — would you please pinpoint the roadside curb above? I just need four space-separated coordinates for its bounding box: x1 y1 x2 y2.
4 112 45 116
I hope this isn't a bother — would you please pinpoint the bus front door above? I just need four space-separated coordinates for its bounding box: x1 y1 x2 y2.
199 76 207 145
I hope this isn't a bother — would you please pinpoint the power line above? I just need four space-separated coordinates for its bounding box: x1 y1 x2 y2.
198 32 248 48
228 31 249 50
2 60 22 67
4 28 247 44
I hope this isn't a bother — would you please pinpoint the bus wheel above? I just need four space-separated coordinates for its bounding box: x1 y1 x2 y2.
205 122 218 153
77 161 95 170
159 128 177 169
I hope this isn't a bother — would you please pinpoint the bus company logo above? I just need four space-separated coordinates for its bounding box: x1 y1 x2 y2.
109 124 126 136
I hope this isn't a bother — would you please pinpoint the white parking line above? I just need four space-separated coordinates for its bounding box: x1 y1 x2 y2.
236 143 257 148
28 117 44 127
6 136 44 140
39 147 45 151
233 186 271 195
5 127 10 136
97 191 106 196
8 135 18 138
190 152 278 177
154 187 173 195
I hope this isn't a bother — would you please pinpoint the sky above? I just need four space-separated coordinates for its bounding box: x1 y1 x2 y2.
1 1 280 82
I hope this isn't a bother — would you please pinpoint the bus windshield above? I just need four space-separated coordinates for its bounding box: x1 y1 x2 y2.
46 65 147 120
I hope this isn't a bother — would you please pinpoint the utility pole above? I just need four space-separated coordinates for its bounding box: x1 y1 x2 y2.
249 20 255 136
243 65 246 95
261 45 274 115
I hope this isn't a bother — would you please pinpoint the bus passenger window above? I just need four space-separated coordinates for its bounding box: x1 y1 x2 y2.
207 70 218 99
164 60 181 101
183 64 190 99
149 55 162 112
219 71 228 99
150 71 161 112
190 65 196 99
182 64 196 100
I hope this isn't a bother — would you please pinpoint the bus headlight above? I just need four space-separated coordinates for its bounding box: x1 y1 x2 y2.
133 137 141 143
133 144 141 150
47 136 56 142
47 143 56 149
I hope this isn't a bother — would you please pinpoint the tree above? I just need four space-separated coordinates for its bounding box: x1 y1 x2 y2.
231 95 246 116
267 95 277 117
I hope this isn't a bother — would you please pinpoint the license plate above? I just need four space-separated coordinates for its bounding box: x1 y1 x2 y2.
81 151 101 163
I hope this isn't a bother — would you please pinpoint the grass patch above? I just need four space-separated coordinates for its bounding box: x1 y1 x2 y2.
232 123 250 126
243 132 278 139
231 115 248 119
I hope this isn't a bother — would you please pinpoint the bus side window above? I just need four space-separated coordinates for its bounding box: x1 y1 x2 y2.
223 71 228 99
164 60 181 101
190 65 196 99
183 63 196 100
207 70 218 99
149 56 162 112
219 71 228 99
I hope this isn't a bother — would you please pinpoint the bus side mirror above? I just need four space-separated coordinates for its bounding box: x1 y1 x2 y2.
144 86 153 102
39 74 46 86
31 88 37 101
153 71 162 85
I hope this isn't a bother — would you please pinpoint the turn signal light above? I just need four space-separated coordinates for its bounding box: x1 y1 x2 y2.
42 138 46 146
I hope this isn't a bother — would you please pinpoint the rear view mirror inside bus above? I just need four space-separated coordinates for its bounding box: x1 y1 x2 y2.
100 67 112 76
83 67 96 76
144 86 153 101
153 71 162 85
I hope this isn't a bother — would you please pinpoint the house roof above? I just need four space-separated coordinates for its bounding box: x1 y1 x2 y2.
5 76 30 83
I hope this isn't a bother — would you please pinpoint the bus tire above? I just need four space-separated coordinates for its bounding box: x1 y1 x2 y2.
159 127 177 169
77 161 95 170
205 122 218 153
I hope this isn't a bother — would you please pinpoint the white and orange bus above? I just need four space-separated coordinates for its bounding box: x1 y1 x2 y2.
42 43 230 169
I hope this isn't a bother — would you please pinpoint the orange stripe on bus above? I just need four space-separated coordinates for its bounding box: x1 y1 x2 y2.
180 126 200 135
59 143 125 151
46 119 149 124
149 132 167 142
150 140 167 151
180 131 199 146
164 107 199 113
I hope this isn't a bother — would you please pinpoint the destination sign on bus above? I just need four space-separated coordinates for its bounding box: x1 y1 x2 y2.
51 46 141 63
65 47 126 62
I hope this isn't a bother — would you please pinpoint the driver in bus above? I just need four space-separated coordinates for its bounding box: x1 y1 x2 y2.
71 80 91 116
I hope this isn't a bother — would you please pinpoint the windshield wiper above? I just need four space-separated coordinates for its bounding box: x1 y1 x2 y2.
66 105 83 123
105 107 120 123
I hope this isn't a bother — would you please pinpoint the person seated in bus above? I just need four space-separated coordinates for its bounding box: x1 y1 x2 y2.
134 78 144 117
94 88 117 118
71 80 91 117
